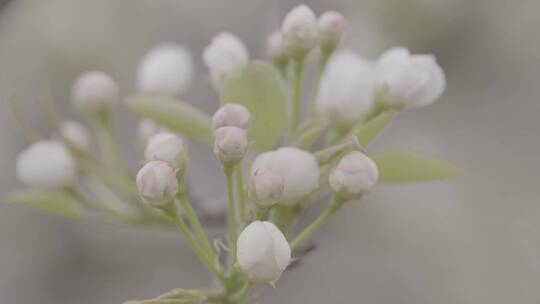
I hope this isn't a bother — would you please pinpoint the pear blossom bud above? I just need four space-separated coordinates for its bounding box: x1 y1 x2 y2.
16 141 76 188
329 151 378 199
203 32 249 90
318 11 346 49
145 133 189 172
211 103 250 131
249 169 284 207
213 126 248 166
317 50 375 126
136 160 178 209
137 119 161 146
71 71 118 113
137 43 193 96
251 147 319 204
281 4 319 57
375 47 446 108
59 120 92 152
266 31 287 61
237 221 291 283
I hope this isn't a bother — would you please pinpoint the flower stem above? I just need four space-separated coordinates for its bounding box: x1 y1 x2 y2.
91 111 126 175
307 51 331 118
290 196 345 251
230 281 253 303
288 57 305 136
225 166 238 267
235 164 246 229
178 193 216 262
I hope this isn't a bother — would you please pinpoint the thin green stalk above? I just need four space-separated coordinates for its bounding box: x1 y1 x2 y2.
290 196 345 251
307 52 331 117
225 167 238 267
65 187 133 222
288 58 305 136
230 281 253 303
91 112 126 175
178 193 216 262
235 164 246 229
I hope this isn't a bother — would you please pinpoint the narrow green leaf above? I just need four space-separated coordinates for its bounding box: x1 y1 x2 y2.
220 62 288 150
350 111 396 147
5 189 82 219
291 116 330 149
371 149 463 182
125 94 212 144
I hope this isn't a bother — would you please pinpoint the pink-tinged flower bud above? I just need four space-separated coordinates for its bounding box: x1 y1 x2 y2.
237 221 291 283
136 161 178 209
318 11 346 48
281 4 319 57
213 126 248 166
266 31 287 61
71 71 118 113
145 133 189 172
375 47 446 109
250 169 284 207
137 43 193 96
59 120 92 152
211 104 250 131
203 32 249 90
16 141 77 188
329 151 378 199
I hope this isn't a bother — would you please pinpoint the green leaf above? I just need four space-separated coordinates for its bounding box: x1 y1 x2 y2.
4 189 82 219
350 111 396 147
371 149 462 182
125 94 212 144
291 116 330 149
220 62 288 150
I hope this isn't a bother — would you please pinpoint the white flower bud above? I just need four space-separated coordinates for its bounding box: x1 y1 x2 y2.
375 47 446 108
213 126 248 166
59 120 92 152
281 4 319 56
317 50 375 125
211 103 250 131
203 32 249 90
329 151 378 199
137 119 161 146
251 147 319 204
249 169 284 207
237 221 291 283
318 11 346 48
145 133 189 172
136 160 178 208
16 141 77 188
266 31 287 61
137 43 193 96
71 71 118 113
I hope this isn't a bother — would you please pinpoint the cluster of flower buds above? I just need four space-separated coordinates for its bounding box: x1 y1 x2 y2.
145 133 189 176
211 104 250 167
203 33 249 90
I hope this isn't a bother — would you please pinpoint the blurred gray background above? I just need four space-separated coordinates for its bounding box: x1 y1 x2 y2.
0 0 539 303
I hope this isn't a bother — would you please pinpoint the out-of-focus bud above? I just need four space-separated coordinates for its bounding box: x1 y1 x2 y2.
137 43 193 96
211 103 250 131
251 147 319 204
71 71 118 113
318 11 346 50
237 221 291 283
59 120 92 152
16 141 77 188
266 31 287 62
203 32 249 90
375 47 446 109
329 151 378 200
249 169 284 207
213 126 248 166
136 160 178 209
281 4 319 57
316 50 375 126
137 119 161 146
145 133 189 173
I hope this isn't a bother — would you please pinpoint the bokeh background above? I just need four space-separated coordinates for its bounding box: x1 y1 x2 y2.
1 0 539 303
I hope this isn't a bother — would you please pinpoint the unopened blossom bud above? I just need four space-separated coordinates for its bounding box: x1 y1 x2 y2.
145 133 189 172
237 221 291 283
203 32 249 90
251 147 319 204
318 11 346 49
59 120 92 152
213 126 248 166
71 71 118 113
137 119 161 146
16 141 76 188
136 160 178 209
329 151 378 199
137 43 193 96
211 103 250 131
266 31 287 62
317 50 375 126
250 169 284 207
281 4 319 57
375 47 446 109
